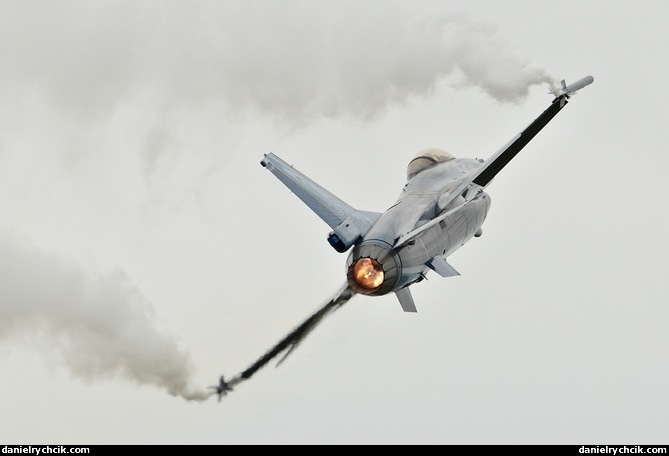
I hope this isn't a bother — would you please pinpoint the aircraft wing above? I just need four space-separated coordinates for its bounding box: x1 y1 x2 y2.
396 75 593 248
471 75 594 189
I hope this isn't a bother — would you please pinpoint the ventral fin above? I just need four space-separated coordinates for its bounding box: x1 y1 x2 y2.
395 288 417 313
426 256 460 278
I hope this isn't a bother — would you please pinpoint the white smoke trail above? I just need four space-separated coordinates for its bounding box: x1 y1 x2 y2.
0 1 560 174
429 13 562 102
0 230 210 401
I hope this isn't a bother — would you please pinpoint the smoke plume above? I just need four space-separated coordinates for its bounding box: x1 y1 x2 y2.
0 231 209 401
0 1 560 178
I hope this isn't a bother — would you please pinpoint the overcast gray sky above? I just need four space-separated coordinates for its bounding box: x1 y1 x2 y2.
1 0 668 445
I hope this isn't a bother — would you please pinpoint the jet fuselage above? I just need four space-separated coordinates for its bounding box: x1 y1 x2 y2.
346 156 490 296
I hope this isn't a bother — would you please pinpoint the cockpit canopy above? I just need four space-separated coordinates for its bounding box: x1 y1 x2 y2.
406 148 455 179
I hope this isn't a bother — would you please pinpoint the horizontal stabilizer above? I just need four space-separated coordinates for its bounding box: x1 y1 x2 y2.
426 256 460 277
261 154 380 251
261 153 355 229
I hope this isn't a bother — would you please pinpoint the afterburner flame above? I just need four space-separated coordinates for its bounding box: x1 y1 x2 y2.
352 258 384 291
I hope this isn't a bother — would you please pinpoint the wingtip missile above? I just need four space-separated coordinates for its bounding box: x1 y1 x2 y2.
209 374 234 401
559 75 594 97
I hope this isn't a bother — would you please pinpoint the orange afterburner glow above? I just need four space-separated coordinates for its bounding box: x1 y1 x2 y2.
352 257 384 291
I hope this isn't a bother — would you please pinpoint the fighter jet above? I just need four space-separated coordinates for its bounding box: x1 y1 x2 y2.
260 76 593 313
